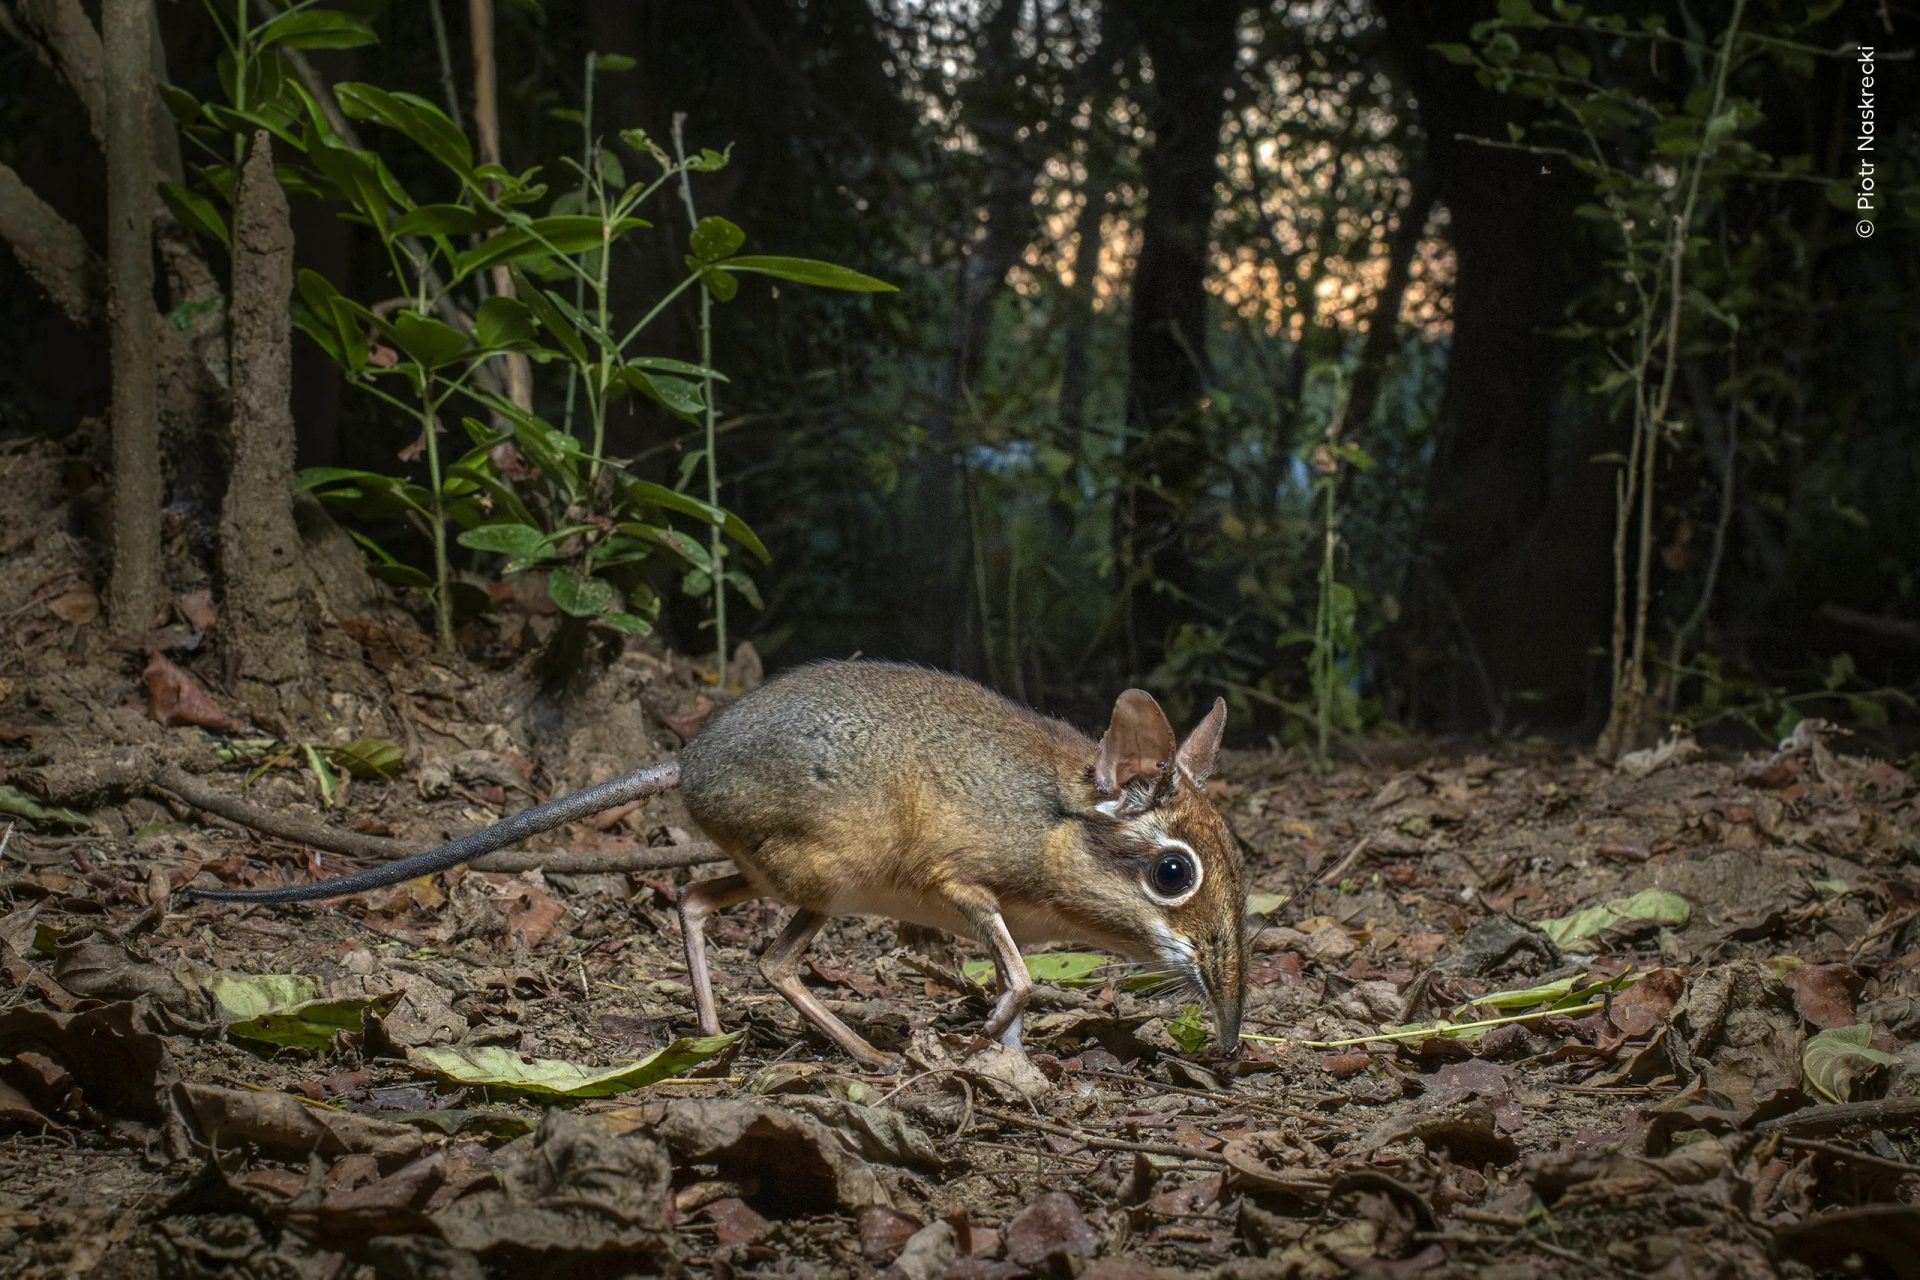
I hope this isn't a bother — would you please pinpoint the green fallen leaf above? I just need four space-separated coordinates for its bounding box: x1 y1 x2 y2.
407 1033 741 1098
1535 888 1690 947
961 952 1115 989
326 736 405 779
229 992 401 1052
1169 1002 1211 1053
1803 1024 1899 1103
1452 970 1639 1018
174 963 398 1053
1247 892 1290 916
188 968 323 1020
0 785 91 830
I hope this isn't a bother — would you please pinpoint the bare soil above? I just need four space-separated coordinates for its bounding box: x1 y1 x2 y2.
3 437 1918 1279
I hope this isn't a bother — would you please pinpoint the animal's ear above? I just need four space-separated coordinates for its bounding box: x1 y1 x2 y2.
1175 697 1228 784
1094 689 1176 797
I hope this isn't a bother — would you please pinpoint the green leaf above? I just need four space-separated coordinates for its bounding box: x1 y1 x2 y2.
594 52 637 73
388 310 471 369
369 563 435 590
1247 892 1290 916
459 523 548 557
454 216 650 277
723 568 763 610
1169 1003 1211 1053
473 295 536 349
256 9 378 50
406 1033 740 1098
303 742 340 807
548 567 616 617
307 139 391 231
1496 0 1538 23
325 737 405 779
156 82 204 130
961 951 1116 989
626 480 771 563
294 269 370 373
190 969 323 1020
688 215 746 264
616 522 713 571
599 611 654 635
390 203 494 239
1431 43 1477 66
1803 1024 1898 1103
1534 888 1691 947
1848 697 1890 728
334 83 475 179
698 265 739 302
624 368 704 420
514 277 590 363
718 256 896 292
230 992 400 1052
0 785 91 830
628 356 729 382
158 181 230 247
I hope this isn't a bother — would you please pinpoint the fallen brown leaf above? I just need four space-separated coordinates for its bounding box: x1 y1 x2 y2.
142 652 250 733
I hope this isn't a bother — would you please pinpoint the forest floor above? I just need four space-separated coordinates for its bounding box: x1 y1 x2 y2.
4 442 1920 1278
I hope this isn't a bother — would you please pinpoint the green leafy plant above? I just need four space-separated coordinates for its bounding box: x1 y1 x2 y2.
162 4 893 649
1447 0 1869 754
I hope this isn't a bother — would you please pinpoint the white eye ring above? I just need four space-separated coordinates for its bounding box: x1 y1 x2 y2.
1142 839 1203 907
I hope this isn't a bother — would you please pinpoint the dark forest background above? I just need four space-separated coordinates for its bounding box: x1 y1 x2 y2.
1 0 1915 752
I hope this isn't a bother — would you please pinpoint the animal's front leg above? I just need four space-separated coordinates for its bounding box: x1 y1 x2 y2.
974 911 1032 1049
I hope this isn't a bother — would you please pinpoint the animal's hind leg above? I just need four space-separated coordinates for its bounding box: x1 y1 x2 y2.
678 873 759 1036
760 908 902 1072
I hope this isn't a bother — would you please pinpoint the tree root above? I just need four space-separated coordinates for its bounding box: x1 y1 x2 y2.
147 766 727 876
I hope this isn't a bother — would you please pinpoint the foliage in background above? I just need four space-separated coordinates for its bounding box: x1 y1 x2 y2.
1455 0 1918 750
159 1 890 651
0 0 1908 742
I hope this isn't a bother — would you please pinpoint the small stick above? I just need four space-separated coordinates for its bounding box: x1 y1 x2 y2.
972 1104 1230 1166
1780 1136 1920 1177
967 1138 1100 1169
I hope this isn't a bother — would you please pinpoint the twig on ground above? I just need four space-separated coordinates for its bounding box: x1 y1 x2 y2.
1755 1098 1920 1138
973 1104 1230 1165
1779 1136 1920 1177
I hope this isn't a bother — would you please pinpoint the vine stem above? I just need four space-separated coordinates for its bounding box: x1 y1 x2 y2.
672 113 727 672
420 391 454 649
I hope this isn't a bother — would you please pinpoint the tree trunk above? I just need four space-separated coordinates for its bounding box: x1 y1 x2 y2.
220 132 313 729
1383 1 1610 730
896 0 1041 677
102 0 163 635
1113 0 1241 675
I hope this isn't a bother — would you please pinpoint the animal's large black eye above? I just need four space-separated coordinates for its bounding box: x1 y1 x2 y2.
1149 848 1197 899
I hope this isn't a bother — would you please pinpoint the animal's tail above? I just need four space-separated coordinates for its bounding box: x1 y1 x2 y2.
187 761 682 904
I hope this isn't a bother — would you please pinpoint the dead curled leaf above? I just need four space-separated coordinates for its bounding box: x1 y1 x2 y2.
142 652 251 733
175 1082 423 1163
431 1111 674 1261
47 586 100 625
0 1003 181 1156
1608 967 1687 1037
1003 1192 1101 1269
1783 963 1865 1030
601 1098 892 1212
